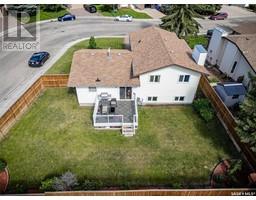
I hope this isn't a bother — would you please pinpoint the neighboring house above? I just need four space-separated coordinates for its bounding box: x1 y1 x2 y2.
207 26 256 88
68 26 208 135
215 82 246 107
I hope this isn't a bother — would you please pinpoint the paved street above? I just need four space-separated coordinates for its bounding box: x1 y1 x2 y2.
0 17 159 116
0 5 256 116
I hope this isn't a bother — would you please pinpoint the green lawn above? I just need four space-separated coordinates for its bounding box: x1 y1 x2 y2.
25 7 68 23
47 38 124 74
96 6 151 19
184 35 209 49
0 88 238 191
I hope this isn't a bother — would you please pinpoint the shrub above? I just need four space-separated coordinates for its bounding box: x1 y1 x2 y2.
83 179 103 190
88 36 97 49
193 98 214 122
0 159 7 172
40 178 55 191
41 4 63 12
52 171 78 191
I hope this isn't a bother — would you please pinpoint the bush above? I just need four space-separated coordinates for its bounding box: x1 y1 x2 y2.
40 178 55 191
41 4 64 12
100 4 117 12
249 5 256 12
83 179 103 190
0 159 7 172
193 98 214 122
52 171 78 191
88 36 97 49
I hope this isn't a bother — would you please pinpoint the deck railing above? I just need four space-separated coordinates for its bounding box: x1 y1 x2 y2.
92 96 138 128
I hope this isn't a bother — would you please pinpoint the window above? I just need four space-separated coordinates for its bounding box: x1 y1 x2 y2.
179 96 185 101
232 94 239 99
148 96 158 101
174 96 185 101
179 75 184 82
231 61 237 73
89 87 96 92
179 75 190 82
149 75 161 82
184 75 190 82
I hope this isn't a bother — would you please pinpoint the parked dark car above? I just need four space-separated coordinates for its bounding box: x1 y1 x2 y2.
28 52 50 67
57 14 76 22
83 4 97 13
209 12 228 20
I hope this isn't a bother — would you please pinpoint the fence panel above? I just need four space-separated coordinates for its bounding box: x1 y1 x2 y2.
199 75 256 170
0 74 69 139
45 188 256 196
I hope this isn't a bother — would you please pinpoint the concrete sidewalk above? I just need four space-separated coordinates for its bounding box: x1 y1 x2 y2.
132 7 165 19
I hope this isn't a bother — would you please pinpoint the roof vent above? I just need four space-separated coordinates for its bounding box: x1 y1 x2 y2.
118 53 121 56
246 37 250 40
96 78 101 82
138 40 141 43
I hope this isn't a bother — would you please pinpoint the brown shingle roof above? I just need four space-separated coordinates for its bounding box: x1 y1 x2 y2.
225 34 256 72
129 26 208 76
68 49 139 87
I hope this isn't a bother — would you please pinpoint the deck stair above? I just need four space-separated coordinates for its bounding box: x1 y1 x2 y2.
122 124 135 136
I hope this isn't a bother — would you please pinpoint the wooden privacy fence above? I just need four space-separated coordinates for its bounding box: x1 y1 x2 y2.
45 188 256 196
199 75 256 170
0 74 69 139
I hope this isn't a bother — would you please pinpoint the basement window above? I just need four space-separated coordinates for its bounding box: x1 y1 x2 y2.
89 87 97 92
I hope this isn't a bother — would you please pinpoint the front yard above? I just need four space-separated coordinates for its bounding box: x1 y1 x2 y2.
96 6 151 19
47 38 124 74
0 88 238 191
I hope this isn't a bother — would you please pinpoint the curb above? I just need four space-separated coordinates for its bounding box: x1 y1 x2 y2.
0 35 126 117
0 16 160 37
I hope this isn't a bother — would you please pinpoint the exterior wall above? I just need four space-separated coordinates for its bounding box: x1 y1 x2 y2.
232 55 255 87
207 28 229 65
76 87 120 106
215 85 245 107
207 28 255 88
217 41 254 87
76 65 201 106
133 65 202 104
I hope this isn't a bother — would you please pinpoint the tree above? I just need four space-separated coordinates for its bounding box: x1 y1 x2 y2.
192 5 222 15
236 73 256 152
88 36 97 49
40 4 63 12
100 4 117 12
52 171 78 191
160 5 203 38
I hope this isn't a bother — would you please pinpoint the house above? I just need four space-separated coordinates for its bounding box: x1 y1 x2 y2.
68 26 208 135
207 26 256 88
215 82 246 107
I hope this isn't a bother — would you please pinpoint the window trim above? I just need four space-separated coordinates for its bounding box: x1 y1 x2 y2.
89 87 97 92
178 75 190 83
148 96 158 102
174 96 185 102
149 75 161 83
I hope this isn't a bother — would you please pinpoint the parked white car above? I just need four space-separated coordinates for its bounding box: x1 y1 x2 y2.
115 15 133 22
